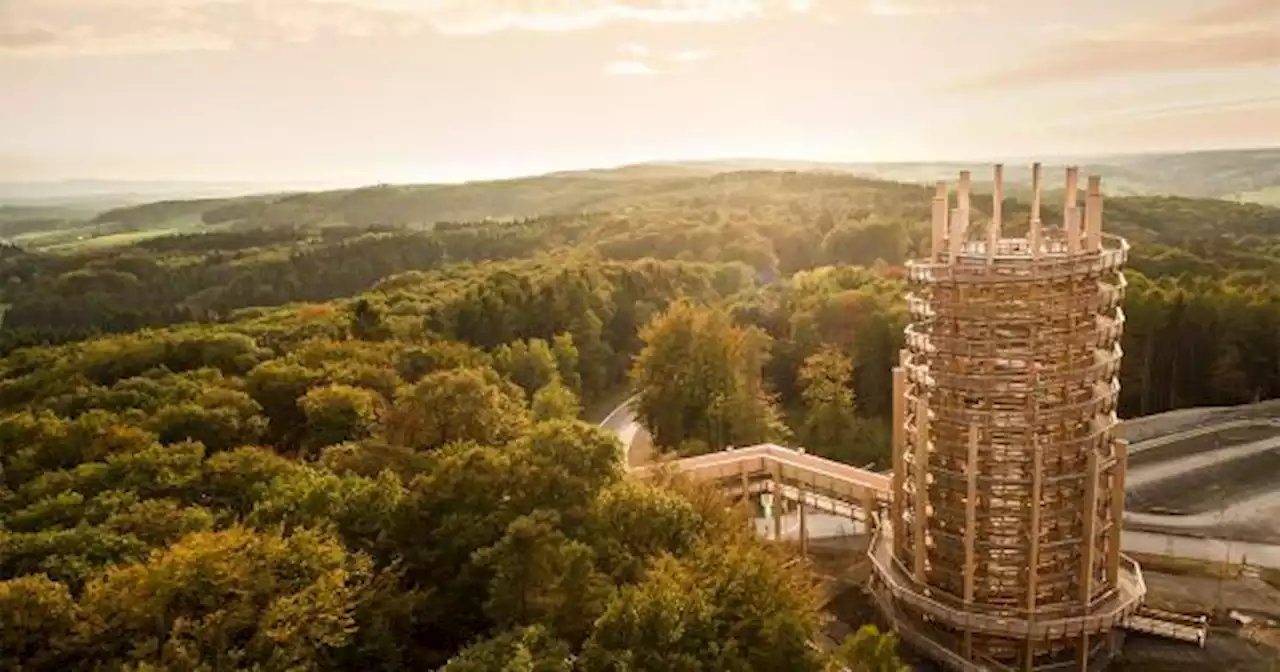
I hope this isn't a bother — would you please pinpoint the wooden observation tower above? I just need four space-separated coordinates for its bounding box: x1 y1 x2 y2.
869 164 1146 670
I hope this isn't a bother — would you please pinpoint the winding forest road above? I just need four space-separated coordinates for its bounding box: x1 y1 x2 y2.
598 398 1280 568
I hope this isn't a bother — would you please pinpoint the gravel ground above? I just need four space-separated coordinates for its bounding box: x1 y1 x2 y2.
1127 430 1280 516
1128 424 1280 470
1121 400 1280 444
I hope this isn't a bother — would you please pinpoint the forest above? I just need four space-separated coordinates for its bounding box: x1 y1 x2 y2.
0 168 1277 670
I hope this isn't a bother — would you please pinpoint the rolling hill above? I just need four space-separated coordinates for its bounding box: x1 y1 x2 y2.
1 147 1276 252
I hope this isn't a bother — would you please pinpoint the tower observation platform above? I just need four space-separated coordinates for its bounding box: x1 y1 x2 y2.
870 164 1145 670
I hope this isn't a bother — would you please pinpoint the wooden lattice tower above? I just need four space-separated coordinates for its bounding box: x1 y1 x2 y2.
869 164 1147 671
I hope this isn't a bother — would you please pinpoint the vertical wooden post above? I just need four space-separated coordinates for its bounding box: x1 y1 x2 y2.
931 181 948 259
1064 166 1079 213
964 423 979 603
799 485 809 556
1030 162 1043 260
771 462 783 541
1028 441 1042 613
1065 166 1080 254
989 164 1003 262
1086 175 1103 252
1066 206 1082 255
861 487 875 534
892 365 907 550
955 170 971 259
913 394 931 582
892 367 906 457
1025 439 1044 672
963 423 979 661
1080 450 1100 604
1107 439 1128 585
949 207 965 262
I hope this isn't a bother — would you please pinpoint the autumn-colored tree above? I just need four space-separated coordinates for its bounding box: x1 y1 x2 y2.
384 367 531 451
74 527 372 669
630 300 786 453
299 383 384 451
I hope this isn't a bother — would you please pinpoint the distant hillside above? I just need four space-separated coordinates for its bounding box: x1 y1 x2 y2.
0 179 339 205
0 169 738 251
1 147 1276 252
680 147 1280 203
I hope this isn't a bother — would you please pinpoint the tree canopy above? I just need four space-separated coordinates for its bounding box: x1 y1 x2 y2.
2 166 1276 669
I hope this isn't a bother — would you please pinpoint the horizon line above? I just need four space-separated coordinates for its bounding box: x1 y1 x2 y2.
2 143 1278 196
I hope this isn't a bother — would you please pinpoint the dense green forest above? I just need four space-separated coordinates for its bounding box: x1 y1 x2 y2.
1 167 1277 669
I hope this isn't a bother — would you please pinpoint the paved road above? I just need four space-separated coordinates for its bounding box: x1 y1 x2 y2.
599 399 1280 568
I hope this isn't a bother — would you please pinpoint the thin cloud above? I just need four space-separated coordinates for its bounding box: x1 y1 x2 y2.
603 60 660 76
670 49 712 63
619 42 651 58
0 0 823 56
407 0 802 35
0 0 412 57
866 0 987 16
959 0 1280 90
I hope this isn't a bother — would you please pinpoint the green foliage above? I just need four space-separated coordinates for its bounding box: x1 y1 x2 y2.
836 625 911 672
441 625 573 672
299 384 384 451
531 378 582 422
75 526 371 669
798 346 871 465
631 300 787 453
385 367 531 451
0 163 1273 671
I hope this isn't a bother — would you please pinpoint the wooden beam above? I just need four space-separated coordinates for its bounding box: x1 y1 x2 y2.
989 164 1003 262
1080 450 1100 604
861 487 875 534
931 181 948 258
1107 439 1128 585
913 394 931 582
1066 206 1082 255
771 461 783 541
964 423 979 662
1064 166 1079 208
799 484 808 556
1028 440 1042 613
949 207 965 262
1030 162 1042 259
964 423 978 604
891 365 907 551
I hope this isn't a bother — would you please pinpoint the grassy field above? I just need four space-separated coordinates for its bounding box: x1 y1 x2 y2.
1236 186 1280 207
43 228 184 252
12 212 212 253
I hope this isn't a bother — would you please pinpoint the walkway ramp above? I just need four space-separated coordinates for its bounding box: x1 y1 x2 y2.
1122 607 1208 647
638 441 1212 649
632 442 890 514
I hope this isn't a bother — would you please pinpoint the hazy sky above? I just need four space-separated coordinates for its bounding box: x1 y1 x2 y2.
2 0 1278 183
